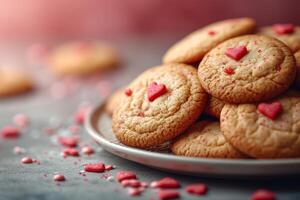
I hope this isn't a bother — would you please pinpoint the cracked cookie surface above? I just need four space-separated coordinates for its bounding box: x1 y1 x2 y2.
163 18 256 64
112 64 207 148
204 96 225 118
171 121 246 158
198 35 296 103
220 91 300 158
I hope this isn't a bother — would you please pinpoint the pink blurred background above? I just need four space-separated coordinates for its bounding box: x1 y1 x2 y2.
0 0 299 40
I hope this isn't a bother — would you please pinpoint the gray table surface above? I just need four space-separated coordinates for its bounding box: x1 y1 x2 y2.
0 38 300 200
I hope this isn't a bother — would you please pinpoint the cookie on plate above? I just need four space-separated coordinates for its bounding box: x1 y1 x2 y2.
105 88 125 116
204 96 225 118
163 18 256 64
259 24 300 53
0 67 34 97
220 91 300 158
112 64 208 148
198 35 296 103
49 41 119 76
171 121 247 158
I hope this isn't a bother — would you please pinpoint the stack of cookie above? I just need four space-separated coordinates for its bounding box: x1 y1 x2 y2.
109 18 300 159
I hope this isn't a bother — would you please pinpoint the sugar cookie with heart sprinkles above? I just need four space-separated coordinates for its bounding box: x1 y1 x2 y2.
171 121 247 158
163 18 256 64
112 64 207 148
220 91 300 158
198 35 296 103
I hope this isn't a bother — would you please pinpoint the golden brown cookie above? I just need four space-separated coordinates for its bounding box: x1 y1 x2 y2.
294 51 300 87
259 24 300 53
112 64 208 148
171 121 247 158
0 68 33 97
163 18 256 64
105 88 124 116
220 91 300 158
204 96 225 118
49 41 119 76
198 35 296 103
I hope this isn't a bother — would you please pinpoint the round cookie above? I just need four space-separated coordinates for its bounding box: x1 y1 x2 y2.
171 121 247 158
198 35 296 103
105 88 124 116
49 41 119 76
259 24 300 53
204 96 225 118
294 51 300 87
112 64 208 149
220 91 300 158
163 18 256 64
0 68 33 97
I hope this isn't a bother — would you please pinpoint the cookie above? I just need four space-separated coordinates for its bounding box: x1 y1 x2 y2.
105 88 125 116
259 24 300 53
198 35 296 103
49 41 119 76
220 91 300 158
163 18 256 64
112 64 207 148
204 96 225 118
0 68 33 97
171 121 246 158
294 51 300 87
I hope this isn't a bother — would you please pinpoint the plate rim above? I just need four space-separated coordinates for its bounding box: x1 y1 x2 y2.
85 102 300 167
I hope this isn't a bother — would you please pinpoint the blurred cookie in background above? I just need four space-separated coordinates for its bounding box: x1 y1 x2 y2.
49 41 119 76
0 67 34 97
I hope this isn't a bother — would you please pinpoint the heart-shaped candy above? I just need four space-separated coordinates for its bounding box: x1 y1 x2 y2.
225 46 248 61
273 24 295 35
257 101 282 120
147 82 167 102
185 183 207 195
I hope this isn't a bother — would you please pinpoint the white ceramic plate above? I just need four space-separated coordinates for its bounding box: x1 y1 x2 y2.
85 103 300 177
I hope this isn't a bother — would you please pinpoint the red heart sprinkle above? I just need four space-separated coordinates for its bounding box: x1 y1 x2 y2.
116 171 137 182
1 126 20 139
150 177 180 189
53 174 66 182
258 102 282 120
224 67 235 75
63 148 79 157
84 163 105 173
124 88 132 96
273 24 295 35
185 183 207 196
208 30 216 36
225 46 248 61
147 82 167 102
58 136 78 147
251 189 276 200
21 157 34 164
105 165 114 171
158 190 180 200
121 179 141 188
